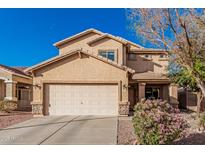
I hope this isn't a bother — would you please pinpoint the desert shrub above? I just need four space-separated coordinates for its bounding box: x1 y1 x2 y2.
199 112 205 131
132 99 189 145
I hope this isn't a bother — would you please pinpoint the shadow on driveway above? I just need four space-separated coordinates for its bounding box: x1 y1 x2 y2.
0 116 116 131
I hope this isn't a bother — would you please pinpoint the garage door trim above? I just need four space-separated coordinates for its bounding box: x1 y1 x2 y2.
42 80 122 115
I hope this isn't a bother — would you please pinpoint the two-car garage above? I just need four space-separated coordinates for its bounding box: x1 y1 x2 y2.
44 84 119 116
28 50 131 116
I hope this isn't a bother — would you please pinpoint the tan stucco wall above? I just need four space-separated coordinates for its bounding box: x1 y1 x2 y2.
59 32 101 54
0 80 5 100
58 33 124 65
0 69 32 101
130 44 141 50
32 53 129 107
89 38 124 65
12 75 32 85
127 54 168 74
0 70 12 80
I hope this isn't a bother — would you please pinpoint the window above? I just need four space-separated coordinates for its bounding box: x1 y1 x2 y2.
144 54 152 58
145 87 160 99
98 50 115 61
128 53 137 60
159 54 167 58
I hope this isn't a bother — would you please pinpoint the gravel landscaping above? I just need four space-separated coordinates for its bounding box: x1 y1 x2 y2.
117 116 136 145
117 110 205 145
172 110 205 145
0 111 33 129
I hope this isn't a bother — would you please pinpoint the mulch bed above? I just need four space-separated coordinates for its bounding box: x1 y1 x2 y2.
0 111 33 129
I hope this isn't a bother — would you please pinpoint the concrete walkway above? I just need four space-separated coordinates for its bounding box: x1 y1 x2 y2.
0 115 118 145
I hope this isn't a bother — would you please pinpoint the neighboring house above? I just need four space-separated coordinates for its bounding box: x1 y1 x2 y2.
0 65 32 110
23 28 178 116
0 28 178 116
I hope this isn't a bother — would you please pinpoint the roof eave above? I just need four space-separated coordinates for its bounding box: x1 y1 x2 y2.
25 49 135 74
53 29 104 47
87 34 127 46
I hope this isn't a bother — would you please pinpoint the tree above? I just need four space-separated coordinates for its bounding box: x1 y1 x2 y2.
170 66 204 116
127 8 205 115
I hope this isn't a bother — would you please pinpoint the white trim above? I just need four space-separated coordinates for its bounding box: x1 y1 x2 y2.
4 80 17 84
4 97 17 101
12 72 32 80
0 77 9 81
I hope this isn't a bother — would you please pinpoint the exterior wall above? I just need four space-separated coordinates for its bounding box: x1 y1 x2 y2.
128 83 170 111
89 38 124 65
130 44 141 50
0 70 12 80
0 70 13 101
32 53 129 116
178 89 205 112
17 85 32 111
59 32 101 54
127 54 168 74
12 75 32 85
4 80 17 101
169 84 179 108
0 80 5 100
58 33 124 65
0 69 32 102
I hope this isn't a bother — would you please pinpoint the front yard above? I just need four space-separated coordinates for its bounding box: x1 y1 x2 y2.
0 111 33 129
117 110 205 145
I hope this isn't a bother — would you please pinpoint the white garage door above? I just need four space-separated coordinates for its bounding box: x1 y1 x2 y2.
45 84 118 115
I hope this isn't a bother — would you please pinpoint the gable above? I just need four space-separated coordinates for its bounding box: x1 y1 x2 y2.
33 52 128 81
88 36 124 47
59 32 101 55
54 29 103 47
0 69 12 80
27 49 135 75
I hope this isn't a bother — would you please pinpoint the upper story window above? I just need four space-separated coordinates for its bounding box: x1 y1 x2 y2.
98 50 115 61
159 54 167 58
144 54 152 58
128 53 137 60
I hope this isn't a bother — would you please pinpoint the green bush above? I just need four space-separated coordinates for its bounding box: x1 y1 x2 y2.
132 99 189 145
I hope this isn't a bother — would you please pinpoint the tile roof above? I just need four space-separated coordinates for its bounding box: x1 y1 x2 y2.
0 64 31 78
53 28 143 49
132 71 169 81
25 48 135 74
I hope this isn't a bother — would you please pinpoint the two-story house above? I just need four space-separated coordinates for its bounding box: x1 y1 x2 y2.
2 28 177 116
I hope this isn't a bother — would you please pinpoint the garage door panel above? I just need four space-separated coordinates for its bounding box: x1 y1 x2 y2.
45 84 118 115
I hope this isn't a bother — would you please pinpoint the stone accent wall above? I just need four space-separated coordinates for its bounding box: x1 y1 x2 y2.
32 104 43 115
0 100 17 111
119 101 130 116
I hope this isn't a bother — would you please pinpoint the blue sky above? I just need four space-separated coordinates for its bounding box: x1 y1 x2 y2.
0 9 144 67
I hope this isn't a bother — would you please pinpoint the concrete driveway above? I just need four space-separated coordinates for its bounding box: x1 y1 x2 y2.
0 115 118 145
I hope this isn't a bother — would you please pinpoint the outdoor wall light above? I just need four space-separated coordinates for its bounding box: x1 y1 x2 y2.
33 83 41 88
123 84 128 90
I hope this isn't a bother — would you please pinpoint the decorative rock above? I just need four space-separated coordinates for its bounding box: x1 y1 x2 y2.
32 104 43 115
119 102 130 116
